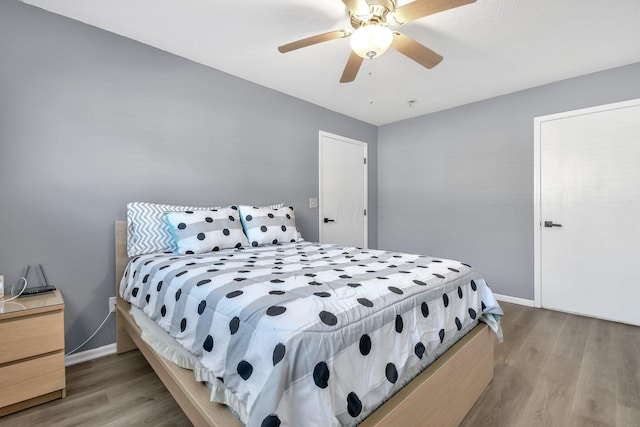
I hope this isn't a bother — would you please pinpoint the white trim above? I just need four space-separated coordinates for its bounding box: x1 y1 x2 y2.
533 98 640 309
540 305 640 326
318 130 368 248
65 343 117 366
533 115 542 308
493 293 535 308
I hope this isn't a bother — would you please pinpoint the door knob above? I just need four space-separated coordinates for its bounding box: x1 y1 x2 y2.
544 221 562 228
324 218 335 223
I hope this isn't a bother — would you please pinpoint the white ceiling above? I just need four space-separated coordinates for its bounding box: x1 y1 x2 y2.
22 0 640 125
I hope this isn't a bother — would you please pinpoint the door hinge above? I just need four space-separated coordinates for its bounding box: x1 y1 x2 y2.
364 158 367 165
364 209 367 216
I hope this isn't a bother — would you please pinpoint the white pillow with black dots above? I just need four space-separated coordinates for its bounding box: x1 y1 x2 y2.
239 205 299 247
165 207 248 254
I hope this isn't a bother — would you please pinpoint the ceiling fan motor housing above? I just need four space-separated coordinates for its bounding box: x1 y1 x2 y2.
350 0 396 28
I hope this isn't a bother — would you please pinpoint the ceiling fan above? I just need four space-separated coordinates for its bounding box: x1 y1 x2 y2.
278 0 475 83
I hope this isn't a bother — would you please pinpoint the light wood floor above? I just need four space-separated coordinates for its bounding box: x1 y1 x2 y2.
1 302 638 426
461 302 640 427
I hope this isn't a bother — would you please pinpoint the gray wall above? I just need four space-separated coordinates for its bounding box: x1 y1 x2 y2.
0 1 377 352
378 62 640 300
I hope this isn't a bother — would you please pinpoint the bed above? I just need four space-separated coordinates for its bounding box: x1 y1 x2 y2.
114 205 501 427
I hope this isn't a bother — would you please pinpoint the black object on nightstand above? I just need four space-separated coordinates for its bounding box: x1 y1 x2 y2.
18 264 56 297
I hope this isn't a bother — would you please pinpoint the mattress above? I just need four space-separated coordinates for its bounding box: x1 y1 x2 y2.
120 241 502 427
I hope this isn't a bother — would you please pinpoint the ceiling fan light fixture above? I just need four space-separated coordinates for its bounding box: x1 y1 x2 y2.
349 24 393 59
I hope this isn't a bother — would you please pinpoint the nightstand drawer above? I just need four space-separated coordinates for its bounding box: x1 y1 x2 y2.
0 351 65 408
0 310 64 364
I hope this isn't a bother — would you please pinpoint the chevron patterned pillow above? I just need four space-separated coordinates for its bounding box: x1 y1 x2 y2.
126 202 221 257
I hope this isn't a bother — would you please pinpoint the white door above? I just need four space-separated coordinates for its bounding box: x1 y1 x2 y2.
319 131 368 247
535 99 640 325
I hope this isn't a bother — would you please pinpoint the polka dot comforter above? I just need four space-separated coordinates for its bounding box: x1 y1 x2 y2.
120 241 503 427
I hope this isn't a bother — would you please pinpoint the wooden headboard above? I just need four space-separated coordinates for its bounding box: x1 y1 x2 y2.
115 221 128 288
115 221 136 353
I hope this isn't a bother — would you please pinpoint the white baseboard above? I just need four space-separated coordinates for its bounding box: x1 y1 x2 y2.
65 343 117 366
493 293 535 307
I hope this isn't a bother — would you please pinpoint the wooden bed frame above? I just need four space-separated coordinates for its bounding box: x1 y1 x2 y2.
115 221 494 426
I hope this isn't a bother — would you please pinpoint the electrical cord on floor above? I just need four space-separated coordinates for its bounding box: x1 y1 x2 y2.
0 277 28 303
65 311 114 356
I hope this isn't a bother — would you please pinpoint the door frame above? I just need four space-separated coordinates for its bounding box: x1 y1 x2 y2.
318 130 368 247
533 98 640 308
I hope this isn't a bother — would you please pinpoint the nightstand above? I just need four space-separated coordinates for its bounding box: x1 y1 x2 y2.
0 290 66 416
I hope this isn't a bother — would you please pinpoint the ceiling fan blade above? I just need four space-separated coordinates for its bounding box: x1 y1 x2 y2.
391 32 443 69
393 0 476 24
340 51 364 83
278 30 349 53
342 0 370 15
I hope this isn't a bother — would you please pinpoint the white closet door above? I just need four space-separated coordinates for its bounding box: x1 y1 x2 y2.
537 100 640 325
319 131 368 248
